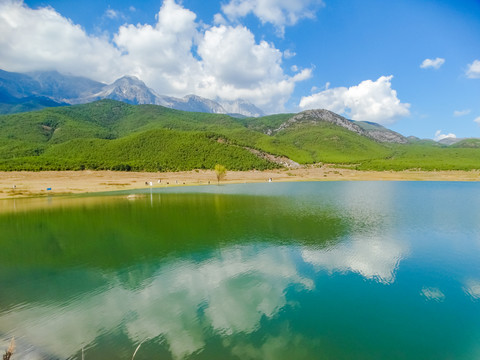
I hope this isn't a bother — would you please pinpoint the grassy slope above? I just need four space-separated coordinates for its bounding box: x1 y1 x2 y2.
0 101 277 171
355 143 480 171
0 99 479 171
451 138 480 148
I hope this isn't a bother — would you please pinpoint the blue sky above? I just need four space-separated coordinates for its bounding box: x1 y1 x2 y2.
1 0 480 139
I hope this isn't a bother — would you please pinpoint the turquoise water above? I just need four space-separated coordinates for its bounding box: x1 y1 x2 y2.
0 181 479 359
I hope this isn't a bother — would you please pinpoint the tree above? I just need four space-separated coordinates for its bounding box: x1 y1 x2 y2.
214 164 227 184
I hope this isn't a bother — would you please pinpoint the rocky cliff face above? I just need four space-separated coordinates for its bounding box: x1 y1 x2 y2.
86 76 159 105
274 109 368 136
355 121 408 144
363 129 408 143
272 109 408 144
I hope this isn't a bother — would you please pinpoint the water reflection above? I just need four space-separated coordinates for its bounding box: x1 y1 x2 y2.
0 245 313 359
420 287 446 302
0 232 409 359
1 182 480 359
464 279 480 300
301 234 407 284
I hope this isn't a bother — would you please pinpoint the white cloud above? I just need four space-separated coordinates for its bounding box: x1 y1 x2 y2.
466 59 480 78
213 13 227 25
105 8 121 19
453 109 471 117
283 49 296 59
113 0 201 95
196 24 312 111
291 68 312 82
420 57 445 70
0 0 311 113
221 0 323 35
474 117 480 125
0 0 125 82
434 130 456 141
299 75 410 124
198 25 284 89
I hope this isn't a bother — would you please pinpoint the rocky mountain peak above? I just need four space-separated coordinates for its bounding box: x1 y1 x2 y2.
94 75 159 105
274 109 367 136
112 75 145 86
272 109 408 144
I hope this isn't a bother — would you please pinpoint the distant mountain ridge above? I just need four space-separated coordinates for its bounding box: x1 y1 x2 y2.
0 69 265 117
268 109 408 144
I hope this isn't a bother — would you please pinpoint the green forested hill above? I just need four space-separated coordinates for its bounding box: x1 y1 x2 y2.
0 99 479 171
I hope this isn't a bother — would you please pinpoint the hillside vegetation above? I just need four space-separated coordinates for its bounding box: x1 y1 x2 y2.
0 99 479 172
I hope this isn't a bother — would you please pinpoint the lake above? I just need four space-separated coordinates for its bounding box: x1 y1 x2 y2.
0 181 479 359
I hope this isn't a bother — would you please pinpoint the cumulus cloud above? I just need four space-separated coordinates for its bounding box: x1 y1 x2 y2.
0 0 125 82
434 130 456 141
420 57 445 70
213 12 227 25
221 0 323 35
466 59 480 78
113 0 201 95
195 24 312 111
474 117 480 125
299 76 410 124
453 109 471 117
0 0 311 113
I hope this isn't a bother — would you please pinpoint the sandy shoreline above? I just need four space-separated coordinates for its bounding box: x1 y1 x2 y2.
0 166 479 200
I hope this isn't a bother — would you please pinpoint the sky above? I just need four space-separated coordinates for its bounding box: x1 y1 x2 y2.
0 0 479 139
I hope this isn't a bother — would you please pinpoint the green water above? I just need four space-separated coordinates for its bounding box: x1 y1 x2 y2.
0 181 479 359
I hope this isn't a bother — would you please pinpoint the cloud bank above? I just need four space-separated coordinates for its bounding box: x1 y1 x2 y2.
0 0 313 112
299 76 410 124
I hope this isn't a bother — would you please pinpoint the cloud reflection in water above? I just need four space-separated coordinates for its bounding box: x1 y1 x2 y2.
0 245 313 359
302 235 408 284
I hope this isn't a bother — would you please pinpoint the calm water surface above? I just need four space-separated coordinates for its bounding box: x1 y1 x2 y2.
0 181 479 359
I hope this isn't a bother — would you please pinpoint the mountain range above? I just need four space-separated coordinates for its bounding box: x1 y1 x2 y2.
1 68 477 146
0 69 265 117
0 98 479 173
